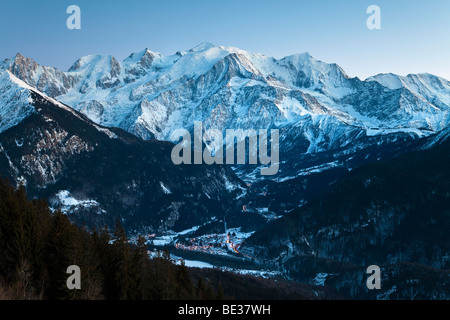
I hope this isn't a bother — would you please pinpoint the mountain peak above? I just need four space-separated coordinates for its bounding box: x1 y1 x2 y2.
9 52 38 74
14 52 24 59
10 52 39 68
366 73 403 89
68 54 116 72
139 49 159 68
124 48 161 68
281 52 317 66
190 42 218 52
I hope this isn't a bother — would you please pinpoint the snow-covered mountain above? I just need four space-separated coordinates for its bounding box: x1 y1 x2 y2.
1 43 450 218
0 69 248 233
3 43 449 149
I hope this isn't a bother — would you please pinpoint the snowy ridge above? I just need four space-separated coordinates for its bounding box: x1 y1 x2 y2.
368 73 450 106
0 70 36 134
0 70 117 139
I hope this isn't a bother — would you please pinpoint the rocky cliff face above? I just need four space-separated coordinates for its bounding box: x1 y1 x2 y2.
1 53 77 97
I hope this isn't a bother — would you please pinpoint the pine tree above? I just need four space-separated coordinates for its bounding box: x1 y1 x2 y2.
216 282 225 300
112 220 135 299
94 225 116 299
82 228 104 300
44 210 80 299
132 235 151 300
29 198 52 297
175 260 194 299
196 277 216 300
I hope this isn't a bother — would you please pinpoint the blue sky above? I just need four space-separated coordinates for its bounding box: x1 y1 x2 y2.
0 0 449 80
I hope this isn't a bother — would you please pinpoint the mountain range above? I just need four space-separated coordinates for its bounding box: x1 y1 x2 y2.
2 43 449 154
0 44 449 299
2 43 449 221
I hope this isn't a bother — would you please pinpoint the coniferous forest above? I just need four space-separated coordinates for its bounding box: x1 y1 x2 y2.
0 177 337 300
0 177 223 300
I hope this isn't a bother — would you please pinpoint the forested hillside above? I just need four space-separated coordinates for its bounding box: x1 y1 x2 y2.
0 178 339 300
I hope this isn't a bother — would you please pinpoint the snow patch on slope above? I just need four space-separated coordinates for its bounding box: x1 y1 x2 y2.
160 182 172 194
54 190 101 214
